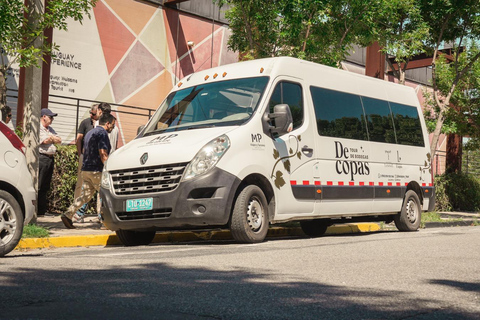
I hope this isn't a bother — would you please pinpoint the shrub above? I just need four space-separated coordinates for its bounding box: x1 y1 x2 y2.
47 145 97 214
434 173 480 212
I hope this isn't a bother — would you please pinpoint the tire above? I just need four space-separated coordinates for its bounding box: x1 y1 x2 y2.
395 190 422 231
230 185 269 243
116 229 156 246
0 190 24 257
300 220 329 237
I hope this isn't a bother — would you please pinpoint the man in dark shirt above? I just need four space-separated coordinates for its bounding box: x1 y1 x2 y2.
73 104 99 221
61 113 116 229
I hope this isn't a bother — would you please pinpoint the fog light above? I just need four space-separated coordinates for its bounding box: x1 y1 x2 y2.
193 205 206 215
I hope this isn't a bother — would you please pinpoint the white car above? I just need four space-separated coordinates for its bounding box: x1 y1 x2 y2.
0 121 36 256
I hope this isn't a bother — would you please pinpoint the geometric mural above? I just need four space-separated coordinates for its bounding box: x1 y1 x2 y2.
50 0 238 144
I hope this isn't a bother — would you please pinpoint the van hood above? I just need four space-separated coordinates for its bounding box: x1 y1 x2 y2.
106 126 235 171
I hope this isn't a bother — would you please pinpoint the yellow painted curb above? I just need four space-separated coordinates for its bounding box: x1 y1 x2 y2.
16 234 121 249
15 223 380 250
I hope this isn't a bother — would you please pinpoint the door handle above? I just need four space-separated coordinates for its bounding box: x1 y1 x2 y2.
302 146 313 154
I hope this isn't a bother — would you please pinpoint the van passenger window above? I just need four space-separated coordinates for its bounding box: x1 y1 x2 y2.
390 102 425 147
361 96 396 143
311 87 368 141
269 81 303 130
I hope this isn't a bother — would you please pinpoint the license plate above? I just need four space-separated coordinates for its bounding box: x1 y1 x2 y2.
126 198 153 212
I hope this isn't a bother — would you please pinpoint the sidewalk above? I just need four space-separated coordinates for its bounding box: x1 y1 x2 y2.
15 212 479 251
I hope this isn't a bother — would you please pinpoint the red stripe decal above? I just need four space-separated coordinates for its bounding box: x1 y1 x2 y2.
290 180 297 185
396 182 401 186
359 182 365 186
338 181 344 186
369 182 374 186
422 183 426 187
303 180 309 185
379 182 384 186
315 181 321 186
388 182 393 186
327 181 333 186
349 181 355 186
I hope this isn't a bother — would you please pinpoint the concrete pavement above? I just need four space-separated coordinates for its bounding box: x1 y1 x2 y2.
15 211 478 251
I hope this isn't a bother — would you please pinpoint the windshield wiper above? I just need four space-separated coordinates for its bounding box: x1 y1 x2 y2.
186 125 216 130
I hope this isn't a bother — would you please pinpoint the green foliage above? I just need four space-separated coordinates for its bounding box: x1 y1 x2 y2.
22 223 49 238
216 0 381 66
47 145 97 215
0 0 96 70
0 0 96 110
434 173 480 212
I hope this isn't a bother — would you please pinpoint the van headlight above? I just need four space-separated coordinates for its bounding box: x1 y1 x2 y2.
101 169 111 190
183 134 230 181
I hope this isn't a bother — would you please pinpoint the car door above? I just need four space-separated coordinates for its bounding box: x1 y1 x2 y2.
268 78 317 216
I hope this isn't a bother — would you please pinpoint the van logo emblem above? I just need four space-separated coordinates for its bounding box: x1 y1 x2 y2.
140 152 148 165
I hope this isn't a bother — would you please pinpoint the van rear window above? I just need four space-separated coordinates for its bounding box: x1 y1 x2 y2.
310 86 425 147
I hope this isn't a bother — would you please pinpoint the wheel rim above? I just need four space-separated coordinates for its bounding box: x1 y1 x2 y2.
406 199 418 224
247 197 263 232
0 198 17 245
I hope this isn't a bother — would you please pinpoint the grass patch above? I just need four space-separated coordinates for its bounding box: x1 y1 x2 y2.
421 211 444 223
22 224 50 238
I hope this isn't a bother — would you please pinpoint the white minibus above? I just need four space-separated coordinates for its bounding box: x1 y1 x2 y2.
99 57 434 245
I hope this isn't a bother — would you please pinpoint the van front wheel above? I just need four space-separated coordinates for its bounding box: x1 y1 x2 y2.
230 185 269 243
116 230 156 246
395 190 421 231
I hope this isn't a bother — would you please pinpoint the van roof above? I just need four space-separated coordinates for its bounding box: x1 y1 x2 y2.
175 57 419 107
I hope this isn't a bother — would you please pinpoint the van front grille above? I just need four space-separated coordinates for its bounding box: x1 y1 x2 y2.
116 208 172 221
110 162 188 196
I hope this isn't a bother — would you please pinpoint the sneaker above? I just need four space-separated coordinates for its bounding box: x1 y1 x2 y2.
61 215 76 229
73 213 84 223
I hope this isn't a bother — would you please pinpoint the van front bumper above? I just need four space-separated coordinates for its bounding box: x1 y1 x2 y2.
100 167 241 232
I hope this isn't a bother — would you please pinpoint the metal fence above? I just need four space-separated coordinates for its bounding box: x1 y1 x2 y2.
434 149 480 176
6 88 157 145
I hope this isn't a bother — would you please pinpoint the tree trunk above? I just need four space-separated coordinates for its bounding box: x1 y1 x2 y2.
0 68 6 121
445 134 462 174
430 110 445 159
23 0 45 220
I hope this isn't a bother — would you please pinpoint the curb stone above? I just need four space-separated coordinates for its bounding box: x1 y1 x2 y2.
16 223 380 250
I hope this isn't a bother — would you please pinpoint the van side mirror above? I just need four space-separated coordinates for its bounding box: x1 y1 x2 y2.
137 125 145 135
268 104 293 135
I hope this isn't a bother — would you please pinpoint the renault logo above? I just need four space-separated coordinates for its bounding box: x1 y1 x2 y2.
140 152 148 165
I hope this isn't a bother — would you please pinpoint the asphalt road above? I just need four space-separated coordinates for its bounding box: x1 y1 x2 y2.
1 227 479 320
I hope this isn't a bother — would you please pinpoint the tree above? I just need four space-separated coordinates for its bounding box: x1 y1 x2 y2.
217 0 381 67
424 44 480 166
419 0 480 158
0 0 96 119
374 0 429 85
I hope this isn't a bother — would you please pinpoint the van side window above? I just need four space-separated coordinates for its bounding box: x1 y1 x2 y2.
310 87 368 141
361 96 396 143
269 81 303 130
390 102 425 147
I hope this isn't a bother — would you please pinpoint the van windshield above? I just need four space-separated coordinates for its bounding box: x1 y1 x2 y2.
142 76 269 135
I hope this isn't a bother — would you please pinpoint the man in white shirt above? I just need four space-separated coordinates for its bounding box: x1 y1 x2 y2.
38 108 62 216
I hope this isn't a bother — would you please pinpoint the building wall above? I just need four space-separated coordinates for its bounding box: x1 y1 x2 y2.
48 0 237 145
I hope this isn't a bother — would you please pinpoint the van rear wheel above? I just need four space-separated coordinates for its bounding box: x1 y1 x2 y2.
230 185 269 243
395 190 421 231
300 220 329 237
0 190 24 257
116 229 156 246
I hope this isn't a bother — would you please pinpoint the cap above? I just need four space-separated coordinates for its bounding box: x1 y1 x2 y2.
41 108 58 117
